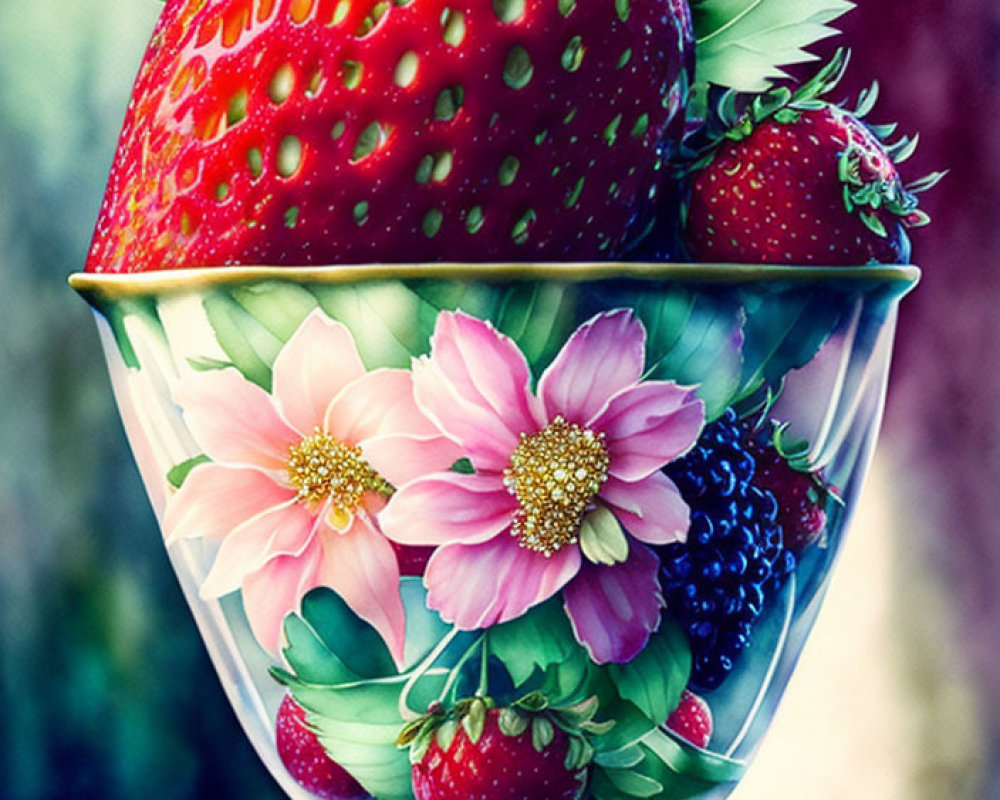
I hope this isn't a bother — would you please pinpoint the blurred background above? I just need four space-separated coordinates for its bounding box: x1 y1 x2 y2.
0 0 996 798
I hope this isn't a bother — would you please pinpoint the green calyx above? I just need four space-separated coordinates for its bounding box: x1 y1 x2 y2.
397 692 612 772
718 47 850 141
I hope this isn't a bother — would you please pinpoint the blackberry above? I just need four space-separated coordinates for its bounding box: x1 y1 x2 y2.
660 409 796 690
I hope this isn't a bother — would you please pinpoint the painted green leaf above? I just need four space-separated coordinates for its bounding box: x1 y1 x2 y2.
202 291 282 390
735 288 843 402
586 668 660 753
277 583 472 800
91 295 164 370
297 588 398 679
310 280 427 368
691 0 853 114
591 283 744 421
604 766 664 797
166 454 210 490
488 599 581 687
607 618 691 728
406 280 579 371
282 611 364 686
284 679 416 800
638 727 746 787
226 281 318 342
399 578 462 672
185 355 234 373
592 728 746 800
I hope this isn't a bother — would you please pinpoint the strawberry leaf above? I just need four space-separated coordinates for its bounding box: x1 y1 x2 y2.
690 0 853 116
600 284 744 421
735 288 843 402
488 599 581 687
607 618 690 729
202 291 281 390
297 588 398 679
276 582 475 800
311 281 427 369
280 678 416 800
406 280 578 371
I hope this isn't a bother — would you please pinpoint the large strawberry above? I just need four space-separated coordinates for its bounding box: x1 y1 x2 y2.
85 0 693 273
399 694 606 800
681 50 943 266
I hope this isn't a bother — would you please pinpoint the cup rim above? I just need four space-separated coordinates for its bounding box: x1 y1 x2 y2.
70 261 921 300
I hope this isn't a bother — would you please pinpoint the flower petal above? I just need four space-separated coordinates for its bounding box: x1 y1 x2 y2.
272 310 367 435
174 369 299 470
601 472 690 545
162 463 296 544
242 542 324 655
325 368 462 484
538 310 646 425
199 501 317 598
563 542 663 664
413 311 539 471
596 382 705 482
379 472 516 547
412 359 520 470
424 537 581 629
430 311 539 437
362 434 464 487
314 515 408 667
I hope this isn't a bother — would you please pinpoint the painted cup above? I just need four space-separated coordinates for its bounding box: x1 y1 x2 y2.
71 262 918 800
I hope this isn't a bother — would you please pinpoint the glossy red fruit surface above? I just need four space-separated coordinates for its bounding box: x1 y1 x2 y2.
746 436 828 554
684 104 918 266
664 688 713 749
412 708 585 800
86 0 692 272
276 694 372 800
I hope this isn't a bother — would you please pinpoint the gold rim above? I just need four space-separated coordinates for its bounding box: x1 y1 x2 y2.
69 261 921 299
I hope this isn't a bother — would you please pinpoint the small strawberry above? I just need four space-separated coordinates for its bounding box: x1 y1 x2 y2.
664 689 713 749
682 49 943 266
743 426 831 555
85 0 693 273
276 694 372 800
399 694 606 800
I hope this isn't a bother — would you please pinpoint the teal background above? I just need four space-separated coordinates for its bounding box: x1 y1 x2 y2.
0 0 997 798
0 0 281 797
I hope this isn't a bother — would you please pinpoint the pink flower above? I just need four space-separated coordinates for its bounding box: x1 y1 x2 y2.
380 310 705 664
162 309 460 663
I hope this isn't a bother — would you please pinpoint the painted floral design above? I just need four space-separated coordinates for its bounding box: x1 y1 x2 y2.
161 309 460 661
380 309 706 663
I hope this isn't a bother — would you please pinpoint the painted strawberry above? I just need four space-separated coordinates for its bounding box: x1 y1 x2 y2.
276 694 372 800
664 689 712 749
682 50 943 266
743 425 831 555
85 0 693 273
400 694 605 800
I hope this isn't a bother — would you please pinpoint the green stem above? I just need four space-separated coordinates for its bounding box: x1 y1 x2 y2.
436 634 486 706
398 626 462 721
477 631 491 697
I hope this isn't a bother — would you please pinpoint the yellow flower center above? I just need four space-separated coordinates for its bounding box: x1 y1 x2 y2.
286 429 390 516
503 415 610 557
